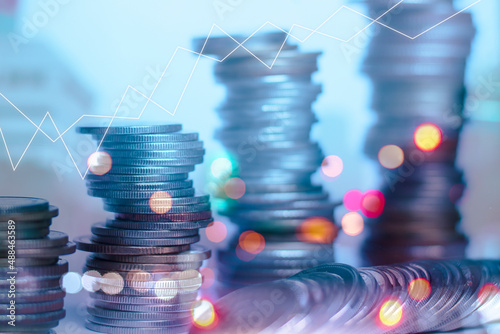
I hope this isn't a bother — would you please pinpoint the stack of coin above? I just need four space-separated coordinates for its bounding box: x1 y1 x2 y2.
0 197 75 333
194 259 500 334
194 33 337 289
360 0 475 265
75 124 212 334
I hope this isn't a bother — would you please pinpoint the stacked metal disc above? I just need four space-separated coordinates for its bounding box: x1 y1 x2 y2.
360 0 475 265
0 197 76 333
193 33 337 289
194 259 500 333
74 124 212 334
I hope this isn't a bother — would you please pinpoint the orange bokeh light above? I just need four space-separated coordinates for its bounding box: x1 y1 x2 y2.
408 278 431 301
297 217 337 243
238 231 265 255
414 123 442 152
149 191 173 214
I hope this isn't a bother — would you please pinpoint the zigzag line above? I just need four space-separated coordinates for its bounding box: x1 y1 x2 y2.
0 0 480 179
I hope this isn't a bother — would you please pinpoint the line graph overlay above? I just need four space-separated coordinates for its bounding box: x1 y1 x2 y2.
0 0 481 179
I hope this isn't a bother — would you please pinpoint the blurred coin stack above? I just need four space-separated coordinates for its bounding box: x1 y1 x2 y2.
196 259 500 334
75 124 212 334
194 32 337 289
360 0 475 265
0 197 76 333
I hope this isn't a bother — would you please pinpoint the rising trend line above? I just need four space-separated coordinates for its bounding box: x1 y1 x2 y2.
0 0 481 179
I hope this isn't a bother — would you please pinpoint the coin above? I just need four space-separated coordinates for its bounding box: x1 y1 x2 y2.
77 124 182 135
0 197 49 214
75 235 190 255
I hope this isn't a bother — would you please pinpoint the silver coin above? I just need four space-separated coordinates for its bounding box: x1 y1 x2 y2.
115 211 212 222
94 245 210 263
105 218 213 230
86 322 191 334
100 140 203 150
0 197 49 214
91 299 199 313
0 259 68 276
104 202 210 215
91 222 198 238
87 306 191 320
107 165 194 175
85 173 188 183
87 315 191 328
0 288 65 304
77 124 182 135
87 188 195 199
13 242 76 258
0 309 65 324
85 257 202 272
110 156 203 167
94 132 199 143
0 231 68 249
90 234 200 247
0 299 63 315
102 194 210 206
0 205 58 222
86 180 193 191
75 235 190 255
88 290 198 305
105 148 205 159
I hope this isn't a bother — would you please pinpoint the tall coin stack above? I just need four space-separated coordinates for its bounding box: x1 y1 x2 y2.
194 32 337 289
75 124 212 334
0 197 76 333
360 0 475 265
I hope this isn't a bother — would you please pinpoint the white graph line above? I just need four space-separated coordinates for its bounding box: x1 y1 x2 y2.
0 0 480 179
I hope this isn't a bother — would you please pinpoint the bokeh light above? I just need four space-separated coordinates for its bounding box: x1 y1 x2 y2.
414 123 442 152
408 278 431 301
341 212 364 237
343 189 363 211
211 157 233 179
154 278 178 301
200 268 215 289
60 272 82 294
192 299 218 329
361 190 385 218
100 272 124 295
224 177 246 199
378 145 404 169
297 217 337 243
205 221 227 243
379 299 403 328
126 270 153 291
149 191 173 214
478 283 500 304
82 270 101 292
238 231 265 255
87 151 112 175
321 155 343 178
